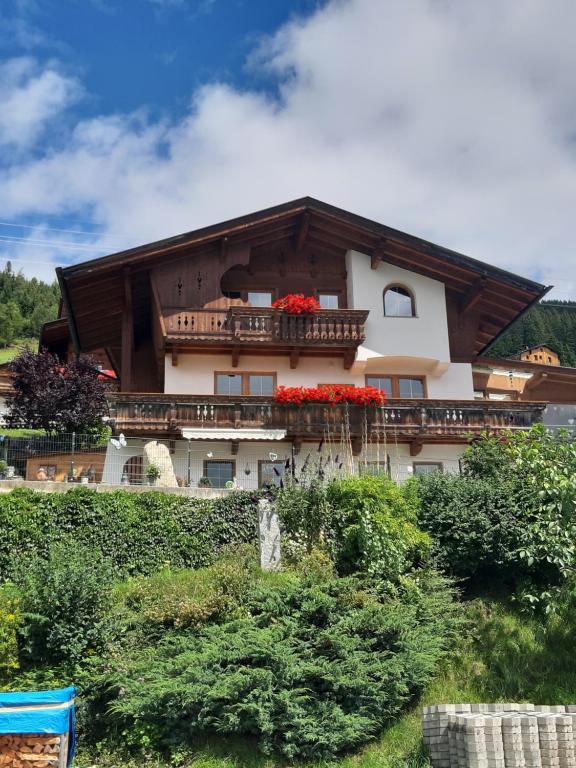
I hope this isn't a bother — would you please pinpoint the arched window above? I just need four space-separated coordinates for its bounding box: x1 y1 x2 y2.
383 285 415 317
122 456 143 485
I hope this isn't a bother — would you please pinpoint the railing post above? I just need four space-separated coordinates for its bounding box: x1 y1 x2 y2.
69 432 76 481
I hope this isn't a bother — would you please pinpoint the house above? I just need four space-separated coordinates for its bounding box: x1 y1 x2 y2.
40 197 549 488
513 344 561 367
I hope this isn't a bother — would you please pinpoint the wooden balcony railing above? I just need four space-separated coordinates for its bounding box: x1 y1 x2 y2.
108 394 545 440
162 307 368 348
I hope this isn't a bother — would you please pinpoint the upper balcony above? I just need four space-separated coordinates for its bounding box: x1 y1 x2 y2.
160 306 369 368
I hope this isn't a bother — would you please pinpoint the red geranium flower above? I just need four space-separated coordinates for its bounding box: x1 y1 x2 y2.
274 385 386 406
272 294 321 315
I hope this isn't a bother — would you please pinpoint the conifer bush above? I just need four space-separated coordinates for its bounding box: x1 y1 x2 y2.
93 565 459 760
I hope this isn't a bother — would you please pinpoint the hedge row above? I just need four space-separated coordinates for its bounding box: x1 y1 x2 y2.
0 488 260 578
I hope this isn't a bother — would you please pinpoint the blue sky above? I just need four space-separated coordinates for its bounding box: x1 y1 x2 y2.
0 0 575 298
1 1 319 118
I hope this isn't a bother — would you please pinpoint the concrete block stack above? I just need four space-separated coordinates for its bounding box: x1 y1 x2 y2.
422 704 576 768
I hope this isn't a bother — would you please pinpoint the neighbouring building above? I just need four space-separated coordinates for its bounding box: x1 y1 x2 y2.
40 197 552 488
513 344 561 367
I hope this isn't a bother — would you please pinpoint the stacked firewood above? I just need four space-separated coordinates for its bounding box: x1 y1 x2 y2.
0 734 63 767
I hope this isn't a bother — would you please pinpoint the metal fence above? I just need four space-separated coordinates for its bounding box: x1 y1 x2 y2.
0 432 464 490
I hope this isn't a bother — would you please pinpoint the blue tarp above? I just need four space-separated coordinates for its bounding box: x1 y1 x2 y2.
0 686 76 765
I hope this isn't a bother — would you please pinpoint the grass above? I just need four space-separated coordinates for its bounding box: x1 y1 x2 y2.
0 338 36 365
74 594 576 768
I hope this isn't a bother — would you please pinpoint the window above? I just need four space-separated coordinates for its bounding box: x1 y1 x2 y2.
248 291 273 307
259 460 287 488
383 285 415 317
215 373 243 396
360 461 389 477
365 376 393 397
204 460 235 488
215 372 276 396
398 377 425 398
366 375 426 398
248 374 275 396
318 293 339 309
413 462 442 476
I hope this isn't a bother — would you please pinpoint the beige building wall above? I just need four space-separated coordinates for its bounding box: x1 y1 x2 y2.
164 352 474 399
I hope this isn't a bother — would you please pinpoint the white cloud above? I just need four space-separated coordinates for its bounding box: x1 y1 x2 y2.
0 58 80 150
1 0 576 297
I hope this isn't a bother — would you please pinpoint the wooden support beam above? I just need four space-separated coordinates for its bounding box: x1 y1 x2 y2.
370 238 387 270
295 212 310 253
292 437 302 455
460 276 487 313
290 348 300 369
231 440 239 455
409 437 425 457
343 350 356 370
171 347 178 367
121 267 133 391
525 371 548 392
220 236 229 263
231 346 240 368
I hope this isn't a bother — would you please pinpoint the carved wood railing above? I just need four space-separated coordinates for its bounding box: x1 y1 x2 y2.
108 394 545 438
162 307 368 347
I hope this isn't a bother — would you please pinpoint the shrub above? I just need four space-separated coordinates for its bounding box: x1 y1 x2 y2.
113 545 260 630
415 472 527 586
94 568 459 760
0 488 260 580
13 541 118 665
0 584 22 677
327 475 432 580
417 428 576 606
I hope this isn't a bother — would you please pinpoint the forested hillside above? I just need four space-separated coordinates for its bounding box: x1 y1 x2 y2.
0 262 60 347
487 300 576 367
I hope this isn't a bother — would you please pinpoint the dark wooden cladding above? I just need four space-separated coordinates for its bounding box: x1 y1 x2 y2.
162 307 367 348
108 393 545 440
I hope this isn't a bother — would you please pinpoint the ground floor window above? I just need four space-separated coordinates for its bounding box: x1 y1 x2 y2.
203 460 235 488
259 460 287 487
412 462 442 476
359 460 389 477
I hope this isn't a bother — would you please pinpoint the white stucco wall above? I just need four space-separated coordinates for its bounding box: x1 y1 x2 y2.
346 250 451 361
101 436 464 490
166 353 365 394
165 354 474 400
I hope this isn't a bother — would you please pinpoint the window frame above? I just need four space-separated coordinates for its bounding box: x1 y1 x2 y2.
203 459 236 488
258 459 288 488
412 462 443 476
359 461 390 478
383 284 416 317
365 375 427 399
246 290 274 307
214 371 277 396
316 292 341 310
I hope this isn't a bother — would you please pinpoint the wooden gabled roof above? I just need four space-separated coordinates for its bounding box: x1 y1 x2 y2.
55 196 550 357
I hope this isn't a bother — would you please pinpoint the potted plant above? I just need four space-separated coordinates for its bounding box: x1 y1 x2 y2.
198 476 212 488
145 464 161 486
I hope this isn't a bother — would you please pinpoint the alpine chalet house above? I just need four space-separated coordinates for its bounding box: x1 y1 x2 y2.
41 198 549 488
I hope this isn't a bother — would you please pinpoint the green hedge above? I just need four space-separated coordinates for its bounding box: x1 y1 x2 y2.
0 488 259 578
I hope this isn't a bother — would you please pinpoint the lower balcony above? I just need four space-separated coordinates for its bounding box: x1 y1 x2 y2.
107 394 545 452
